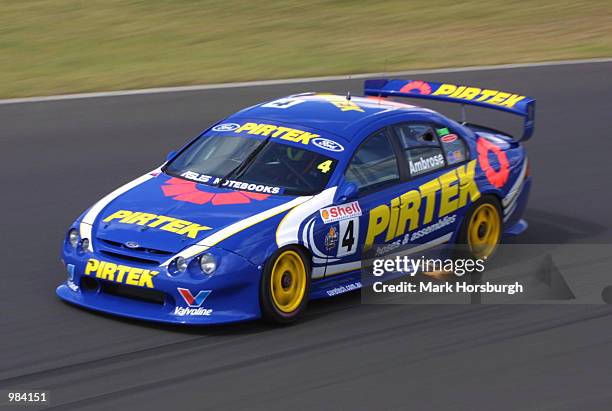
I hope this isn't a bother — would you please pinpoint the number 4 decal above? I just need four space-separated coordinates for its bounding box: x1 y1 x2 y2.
317 160 332 174
337 218 359 257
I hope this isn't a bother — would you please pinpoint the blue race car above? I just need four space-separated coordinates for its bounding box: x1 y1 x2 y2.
57 79 534 324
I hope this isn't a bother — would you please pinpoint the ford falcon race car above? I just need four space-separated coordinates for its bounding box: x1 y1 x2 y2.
57 79 534 324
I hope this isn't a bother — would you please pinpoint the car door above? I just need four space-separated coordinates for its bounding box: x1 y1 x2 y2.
322 127 406 277
322 122 473 277
387 122 470 246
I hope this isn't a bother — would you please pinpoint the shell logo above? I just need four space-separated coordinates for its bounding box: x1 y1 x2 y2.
321 210 330 220
161 178 270 205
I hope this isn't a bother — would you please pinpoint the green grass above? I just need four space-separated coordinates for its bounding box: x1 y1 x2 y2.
1 0 611 98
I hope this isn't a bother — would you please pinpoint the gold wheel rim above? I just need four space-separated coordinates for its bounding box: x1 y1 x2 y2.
270 250 306 313
467 203 501 259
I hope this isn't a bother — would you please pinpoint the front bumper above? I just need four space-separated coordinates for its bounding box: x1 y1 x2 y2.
57 246 262 325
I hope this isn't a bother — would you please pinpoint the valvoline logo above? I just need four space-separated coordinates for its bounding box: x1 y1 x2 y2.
161 178 271 205
177 288 211 307
319 201 362 223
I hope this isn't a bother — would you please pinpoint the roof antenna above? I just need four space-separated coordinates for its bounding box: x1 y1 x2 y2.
378 58 389 105
346 75 352 100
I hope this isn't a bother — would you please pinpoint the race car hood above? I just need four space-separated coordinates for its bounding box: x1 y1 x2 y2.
92 173 298 254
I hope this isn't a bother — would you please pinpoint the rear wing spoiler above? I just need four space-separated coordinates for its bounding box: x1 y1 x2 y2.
364 79 535 141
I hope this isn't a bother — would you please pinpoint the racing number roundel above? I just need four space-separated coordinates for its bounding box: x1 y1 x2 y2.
477 138 510 188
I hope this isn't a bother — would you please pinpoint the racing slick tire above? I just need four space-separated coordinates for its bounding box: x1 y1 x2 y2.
457 195 503 260
260 246 311 324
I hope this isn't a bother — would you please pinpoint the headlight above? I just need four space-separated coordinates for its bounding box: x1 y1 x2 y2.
199 253 217 275
68 229 80 248
80 238 90 251
175 256 188 273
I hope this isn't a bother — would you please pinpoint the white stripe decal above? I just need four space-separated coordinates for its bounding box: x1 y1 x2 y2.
302 218 312 252
394 233 454 256
162 195 312 266
308 217 329 259
304 218 339 263
312 266 326 279
325 233 453 277
502 161 527 222
502 159 527 208
320 233 454 278
316 233 455 279
504 200 519 222
276 186 337 248
79 171 157 251
363 233 454 269
323 261 362 277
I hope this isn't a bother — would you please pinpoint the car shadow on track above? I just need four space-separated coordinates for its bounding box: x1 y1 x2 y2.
510 208 608 244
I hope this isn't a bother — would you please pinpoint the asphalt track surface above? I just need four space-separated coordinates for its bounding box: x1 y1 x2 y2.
1 62 612 411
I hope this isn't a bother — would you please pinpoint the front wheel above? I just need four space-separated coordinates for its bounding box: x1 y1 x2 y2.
458 196 502 259
260 246 310 324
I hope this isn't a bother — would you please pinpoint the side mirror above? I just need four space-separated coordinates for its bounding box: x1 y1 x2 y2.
165 150 177 162
334 181 358 204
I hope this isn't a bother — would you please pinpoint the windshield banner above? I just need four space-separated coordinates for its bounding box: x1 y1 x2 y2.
181 171 283 195
211 121 346 154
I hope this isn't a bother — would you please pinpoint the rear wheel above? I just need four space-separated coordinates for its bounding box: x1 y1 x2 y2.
458 196 502 259
260 246 310 324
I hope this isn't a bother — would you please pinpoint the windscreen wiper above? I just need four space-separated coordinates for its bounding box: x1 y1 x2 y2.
215 136 271 187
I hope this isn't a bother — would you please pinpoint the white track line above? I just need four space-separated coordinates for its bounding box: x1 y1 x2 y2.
1 57 611 106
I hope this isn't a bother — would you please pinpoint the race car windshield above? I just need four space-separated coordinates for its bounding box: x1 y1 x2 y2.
164 135 337 196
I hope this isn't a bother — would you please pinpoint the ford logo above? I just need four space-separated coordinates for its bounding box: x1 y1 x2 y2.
212 123 241 132
124 241 140 249
311 137 344 152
